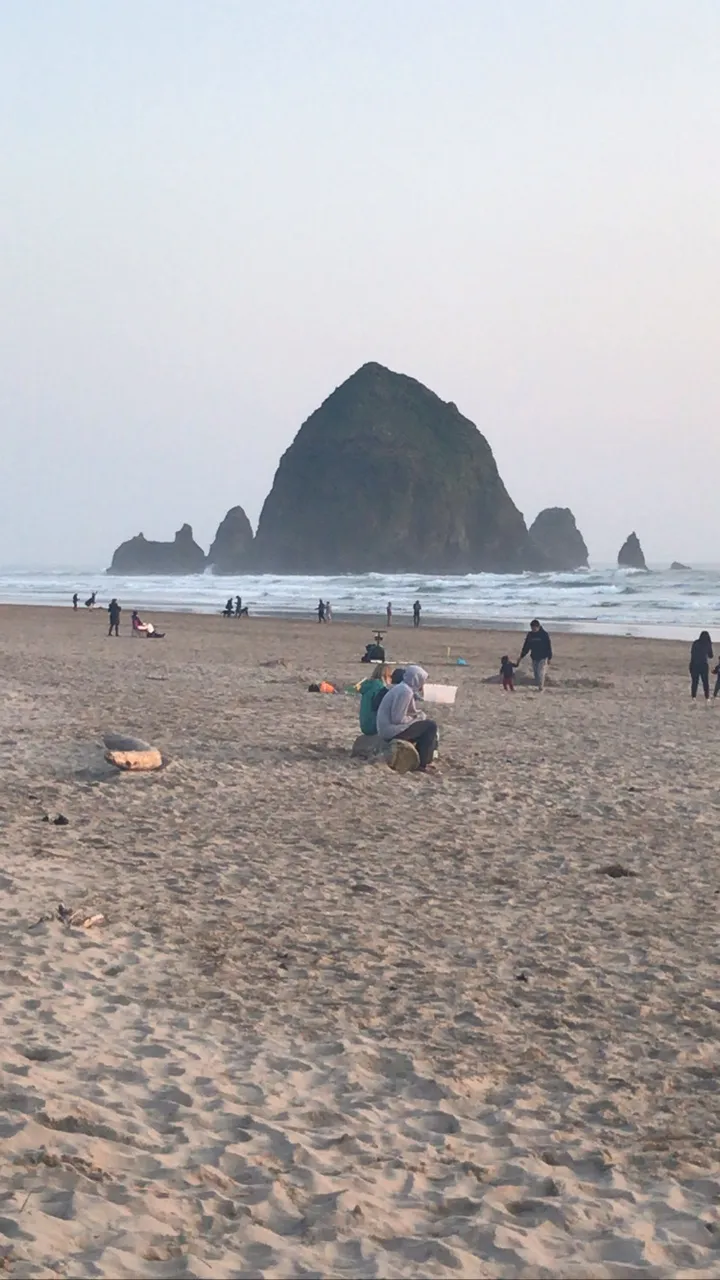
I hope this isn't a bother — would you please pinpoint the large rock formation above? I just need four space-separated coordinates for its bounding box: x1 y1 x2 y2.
208 505 254 574
529 507 589 571
618 532 647 570
107 524 207 575
670 561 691 571
252 362 539 573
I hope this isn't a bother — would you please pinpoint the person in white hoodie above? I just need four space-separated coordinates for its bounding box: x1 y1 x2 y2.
375 665 438 770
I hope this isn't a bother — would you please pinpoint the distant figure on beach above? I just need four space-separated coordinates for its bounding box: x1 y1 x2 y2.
317 599 326 623
108 598 121 637
222 598 233 617
85 591 96 609
358 663 392 736
500 655 517 691
689 630 713 701
376 665 438 771
386 602 392 627
72 593 78 610
413 600 421 628
325 600 333 622
235 596 242 617
518 619 552 690
714 659 720 700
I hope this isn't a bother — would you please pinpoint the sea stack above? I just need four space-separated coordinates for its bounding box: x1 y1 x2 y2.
107 524 207 575
618 532 648 571
208 505 254 574
529 507 589 571
252 362 539 573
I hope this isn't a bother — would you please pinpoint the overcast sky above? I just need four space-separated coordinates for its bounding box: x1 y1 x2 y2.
1 0 718 568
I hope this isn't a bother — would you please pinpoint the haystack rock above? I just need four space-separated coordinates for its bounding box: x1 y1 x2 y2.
208 505 254 574
252 362 539 573
107 524 206 575
529 507 589 571
670 561 691 571
618 532 648 570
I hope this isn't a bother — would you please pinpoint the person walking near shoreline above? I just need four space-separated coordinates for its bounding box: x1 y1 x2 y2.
412 600 421 628
689 630 713 702
386 601 392 628
517 619 552 690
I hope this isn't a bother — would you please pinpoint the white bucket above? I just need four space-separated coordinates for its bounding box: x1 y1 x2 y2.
423 683 457 705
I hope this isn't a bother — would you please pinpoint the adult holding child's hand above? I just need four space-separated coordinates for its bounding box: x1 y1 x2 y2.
517 618 553 691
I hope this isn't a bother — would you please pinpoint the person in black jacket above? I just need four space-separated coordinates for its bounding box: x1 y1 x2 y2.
689 630 713 701
108 598 121 637
517 619 552 690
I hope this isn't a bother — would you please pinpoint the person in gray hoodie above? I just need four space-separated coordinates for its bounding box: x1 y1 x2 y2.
376 665 438 770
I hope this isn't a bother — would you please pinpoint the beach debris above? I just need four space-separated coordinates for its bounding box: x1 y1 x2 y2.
57 902 106 928
598 862 638 879
515 971 529 982
388 739 420 774
103 732 162 772
53 814 70 826
105 748 163 771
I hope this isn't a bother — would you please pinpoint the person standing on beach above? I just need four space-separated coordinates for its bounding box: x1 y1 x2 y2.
413 600 421 628
689 630 713 701
325 600 333 622
234 596 242 617
108 598 121 637
72 593 78 610
317 599 326 623
386 601 392 627
517 619 552 690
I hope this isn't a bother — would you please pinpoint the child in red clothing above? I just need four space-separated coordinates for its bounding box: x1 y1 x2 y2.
500 655 516 691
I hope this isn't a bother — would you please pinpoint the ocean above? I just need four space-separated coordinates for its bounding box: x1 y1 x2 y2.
1 565 719 640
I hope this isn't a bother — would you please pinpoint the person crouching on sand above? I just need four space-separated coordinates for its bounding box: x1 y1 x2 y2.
689 630 713 702
376 665 438 771
500 655 516 691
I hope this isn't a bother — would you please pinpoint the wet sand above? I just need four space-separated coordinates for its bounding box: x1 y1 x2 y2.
1 605 719 1278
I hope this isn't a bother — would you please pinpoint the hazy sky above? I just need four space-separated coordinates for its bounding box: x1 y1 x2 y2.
2 0 719 567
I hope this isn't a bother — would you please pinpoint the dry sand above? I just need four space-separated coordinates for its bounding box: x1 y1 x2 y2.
1 604 719 1279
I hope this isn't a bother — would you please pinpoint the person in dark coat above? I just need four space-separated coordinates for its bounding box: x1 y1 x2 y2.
108 598 121 637
517 619 552 690
317 599 326 623
689 630 713 701
72 593 79 610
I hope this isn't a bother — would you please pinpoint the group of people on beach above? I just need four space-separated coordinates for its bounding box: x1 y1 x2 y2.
358 663 438 771
385 601 422 628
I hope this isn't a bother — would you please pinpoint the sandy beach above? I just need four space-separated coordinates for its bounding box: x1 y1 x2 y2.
1 604 719 1279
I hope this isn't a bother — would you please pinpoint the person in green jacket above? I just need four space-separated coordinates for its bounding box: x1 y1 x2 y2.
359 663 392 735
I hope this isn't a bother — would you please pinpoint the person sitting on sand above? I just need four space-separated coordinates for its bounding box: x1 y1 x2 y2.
500 655 517 691
358 663 392 736
131 609 149 634
376 665 438 771
689 630 713 701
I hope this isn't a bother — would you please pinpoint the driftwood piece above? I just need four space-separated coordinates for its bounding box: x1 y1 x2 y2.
105 749 163 772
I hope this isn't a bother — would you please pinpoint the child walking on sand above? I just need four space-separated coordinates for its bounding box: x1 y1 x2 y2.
500 655 516 691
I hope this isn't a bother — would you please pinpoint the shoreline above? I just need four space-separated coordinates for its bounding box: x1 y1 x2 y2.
0 600 704 644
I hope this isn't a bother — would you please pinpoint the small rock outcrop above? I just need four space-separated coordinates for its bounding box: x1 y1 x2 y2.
252 362 540 573
529 507 589 571
670 561 691 571
618 532 648 570
107 524 207 575
208 505 254 574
